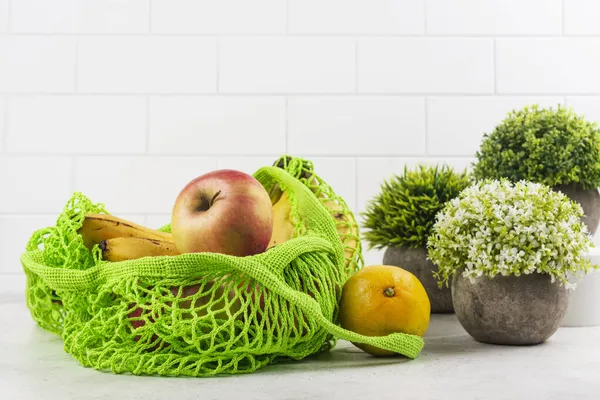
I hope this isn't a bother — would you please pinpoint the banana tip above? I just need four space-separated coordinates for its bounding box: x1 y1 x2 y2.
99 240 108 252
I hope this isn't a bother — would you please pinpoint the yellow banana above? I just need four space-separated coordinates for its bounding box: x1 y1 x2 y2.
78 213 172 250
321 198 359 266
267 192 296 249
267 183 284 205
273 155 363 274
99 237 180 262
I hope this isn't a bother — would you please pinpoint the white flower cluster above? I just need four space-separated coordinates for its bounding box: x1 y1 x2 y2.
427 179 594 288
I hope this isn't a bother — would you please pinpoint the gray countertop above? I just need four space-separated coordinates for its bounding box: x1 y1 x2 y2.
1 295 600 400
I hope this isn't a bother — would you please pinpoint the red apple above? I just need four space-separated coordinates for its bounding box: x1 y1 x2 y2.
171 169 273 257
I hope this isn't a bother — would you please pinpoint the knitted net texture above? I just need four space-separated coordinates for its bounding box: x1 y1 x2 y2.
273 155 364 278
21 166 424 377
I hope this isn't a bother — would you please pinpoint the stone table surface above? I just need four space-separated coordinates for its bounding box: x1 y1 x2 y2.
1 293 599 400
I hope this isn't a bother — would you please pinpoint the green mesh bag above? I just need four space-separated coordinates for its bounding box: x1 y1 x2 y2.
20 166 424 377
273 155 364 277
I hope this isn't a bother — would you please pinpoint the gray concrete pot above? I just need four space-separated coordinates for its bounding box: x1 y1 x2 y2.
452 272 569 345
553 184 600 236
383 246 453 313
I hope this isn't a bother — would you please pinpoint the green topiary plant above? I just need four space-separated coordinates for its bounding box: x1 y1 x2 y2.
428 179 594 288
361 164 471 250
472 104 600 189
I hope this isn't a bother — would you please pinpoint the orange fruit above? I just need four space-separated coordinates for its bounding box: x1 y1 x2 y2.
339 265 431 356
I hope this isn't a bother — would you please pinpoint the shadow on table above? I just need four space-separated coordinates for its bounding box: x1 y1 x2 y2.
252 315 477 375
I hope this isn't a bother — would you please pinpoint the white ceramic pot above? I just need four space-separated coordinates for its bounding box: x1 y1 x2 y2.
562 247 600 327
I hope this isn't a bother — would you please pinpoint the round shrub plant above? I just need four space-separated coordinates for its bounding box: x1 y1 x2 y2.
472 104 600 189
428 179 595 289
361 164 471 250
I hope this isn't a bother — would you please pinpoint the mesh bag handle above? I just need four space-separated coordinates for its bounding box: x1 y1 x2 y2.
253 166 425 358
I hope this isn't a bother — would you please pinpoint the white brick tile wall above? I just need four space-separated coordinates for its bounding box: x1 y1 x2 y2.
288 96 426 156
357 39 494 94
145 214 172 230
0 275 26 297
0 215 57 273
11 0 149 33
300 157 357 213
0 0 8 32
7 96 147 154
149 96 285 155
357 158 419 221
362 248 386 266
496 39 600 94
565 97 600 125
564 0 600 35
0 156 72 213
288 0 424 35
152 0 285 34
216 156 280 175
427 96 565 156
219 38 355 93
0 97 5 152
73 157 218 214
77 0 149 33
0 37 76 93
5 2 600 288
426 0 562 35
10 0 76 33
77 37 217 93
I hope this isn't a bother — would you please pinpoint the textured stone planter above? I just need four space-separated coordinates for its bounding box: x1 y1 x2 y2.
383 246 453 313
553 184 600 236
452 273 569 345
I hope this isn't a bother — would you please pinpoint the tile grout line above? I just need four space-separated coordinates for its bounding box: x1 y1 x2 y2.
74 37 79 92
424 97 429 155
0 153 522 159
562 0 566 35
354 157 359 219
493 38 497 94
148 0 153 32
5 92 594 97
70 157 77 194
7 0 11 32
285 0 290 34
284 96 289 153
423 0 428 35
216 38 220 92
145 96 150 153
354 39 359 93
6 33 600 38
1 97 8 153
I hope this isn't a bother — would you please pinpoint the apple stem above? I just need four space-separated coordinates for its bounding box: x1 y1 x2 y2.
211 190 222 206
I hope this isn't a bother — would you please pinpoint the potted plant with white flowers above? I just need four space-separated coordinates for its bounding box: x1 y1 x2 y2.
361 164 471 313
428 179 596 345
